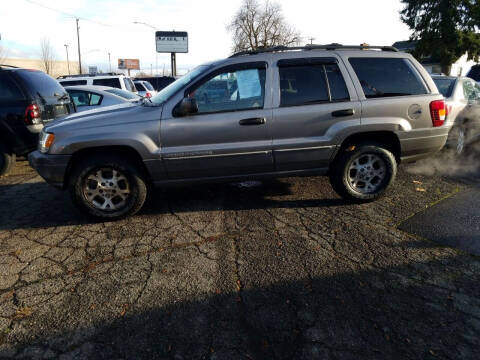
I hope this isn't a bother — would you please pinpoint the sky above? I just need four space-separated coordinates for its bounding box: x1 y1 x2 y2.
0 0 412 75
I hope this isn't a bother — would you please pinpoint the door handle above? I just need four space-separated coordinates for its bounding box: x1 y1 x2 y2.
239 117 266 125
331 109 355 117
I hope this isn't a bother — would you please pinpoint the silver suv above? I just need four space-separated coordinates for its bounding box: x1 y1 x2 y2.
29 44 449 220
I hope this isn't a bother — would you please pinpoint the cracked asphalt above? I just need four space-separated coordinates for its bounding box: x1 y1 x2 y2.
1 159 479 360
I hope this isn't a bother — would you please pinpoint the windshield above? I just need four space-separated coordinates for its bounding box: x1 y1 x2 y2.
433 78 456 98
105 88 140 100
150 65 211 105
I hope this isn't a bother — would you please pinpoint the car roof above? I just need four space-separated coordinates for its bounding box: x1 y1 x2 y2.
58 74 128 80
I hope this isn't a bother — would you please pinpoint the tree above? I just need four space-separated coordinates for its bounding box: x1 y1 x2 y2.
400 0 480 74
228 0 301 53
39 37 56 75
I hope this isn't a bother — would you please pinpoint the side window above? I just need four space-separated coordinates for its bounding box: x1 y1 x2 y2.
188 67 266 114
349 57 428 98
92 78 121 89
59 80 87 86
69 91 89 106
68 91 102 106
278 61 349 107
0 74 24 102
463 81 477 100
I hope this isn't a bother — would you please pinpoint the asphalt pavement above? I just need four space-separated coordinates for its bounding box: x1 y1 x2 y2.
1 160 480 360
400 188 480 256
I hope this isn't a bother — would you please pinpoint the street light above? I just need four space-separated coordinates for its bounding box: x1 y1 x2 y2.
64 44 70 75
108 52 111 73
133 21 158 76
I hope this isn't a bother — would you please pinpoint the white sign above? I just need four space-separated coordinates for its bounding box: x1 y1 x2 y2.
236 69 261 99
156 31 188 53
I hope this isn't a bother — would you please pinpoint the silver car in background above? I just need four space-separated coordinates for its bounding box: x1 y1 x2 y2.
134 80 158 98
65 85 141 112
432 75 480 155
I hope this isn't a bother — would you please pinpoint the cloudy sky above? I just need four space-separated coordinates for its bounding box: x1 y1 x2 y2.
0 0 411 74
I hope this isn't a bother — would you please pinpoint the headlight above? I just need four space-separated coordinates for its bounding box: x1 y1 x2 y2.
39 131 55 153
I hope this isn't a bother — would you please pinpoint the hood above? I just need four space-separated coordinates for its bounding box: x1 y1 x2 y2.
45 101 162 133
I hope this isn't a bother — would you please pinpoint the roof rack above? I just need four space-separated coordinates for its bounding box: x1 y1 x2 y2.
230 44 399 57
57 72 125 79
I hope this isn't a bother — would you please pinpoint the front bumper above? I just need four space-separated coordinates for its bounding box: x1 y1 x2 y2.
28 151 71 189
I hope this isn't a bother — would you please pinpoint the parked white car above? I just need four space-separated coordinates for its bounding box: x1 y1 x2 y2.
65 85 141 112
134 80 157 98
58 74 138 94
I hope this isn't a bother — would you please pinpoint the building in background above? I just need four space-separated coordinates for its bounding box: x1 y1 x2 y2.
1 57 80 78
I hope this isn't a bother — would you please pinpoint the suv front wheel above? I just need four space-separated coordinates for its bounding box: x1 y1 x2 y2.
329 143 397 201
70 155 147 220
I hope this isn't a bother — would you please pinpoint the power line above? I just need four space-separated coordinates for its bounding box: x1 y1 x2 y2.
23 0 112 27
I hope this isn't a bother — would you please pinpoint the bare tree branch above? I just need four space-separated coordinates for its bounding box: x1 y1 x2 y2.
39 37 56 75
227 0 301 53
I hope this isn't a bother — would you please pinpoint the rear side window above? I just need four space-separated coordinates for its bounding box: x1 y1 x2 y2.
349 58 427 98
463 80 479 100
0 74 25 102
59 80 87 86
279 60 349 107
15 70 65 97
433 78 456 98
134 82 145 91
92 78 121 89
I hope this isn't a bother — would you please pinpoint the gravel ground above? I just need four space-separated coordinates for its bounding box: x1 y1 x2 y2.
0 159 479 360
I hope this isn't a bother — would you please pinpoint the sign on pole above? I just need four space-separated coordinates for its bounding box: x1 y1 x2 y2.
155 31 188 53
118 59 140 70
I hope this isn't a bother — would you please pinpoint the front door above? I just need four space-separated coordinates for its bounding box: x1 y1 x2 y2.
161 62 273 179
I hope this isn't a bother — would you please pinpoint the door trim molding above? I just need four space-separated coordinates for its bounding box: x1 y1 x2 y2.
163 150 271 160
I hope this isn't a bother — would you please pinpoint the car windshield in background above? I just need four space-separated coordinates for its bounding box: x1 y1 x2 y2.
349 57 428 98
124 78 136 92
433 78 456 98
105 88 140 100
150 65 211 105
16 70 66 97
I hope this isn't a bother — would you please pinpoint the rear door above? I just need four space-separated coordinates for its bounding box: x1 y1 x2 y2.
161 61 273 179
271 57 361 171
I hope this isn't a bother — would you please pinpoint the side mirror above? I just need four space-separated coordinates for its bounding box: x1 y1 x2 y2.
174 97 198 117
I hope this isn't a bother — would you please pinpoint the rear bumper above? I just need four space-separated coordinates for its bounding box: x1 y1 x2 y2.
397 127 449 162
28 151 71 188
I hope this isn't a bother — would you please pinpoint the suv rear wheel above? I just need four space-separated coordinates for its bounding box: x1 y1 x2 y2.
0 144 16 176
70 155 147 220
329 143 397 201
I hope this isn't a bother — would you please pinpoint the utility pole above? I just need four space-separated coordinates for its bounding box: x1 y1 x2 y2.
171 52 176 77
308 37 315 45
76 18 82 74
64 44 70 75
108 52 111 72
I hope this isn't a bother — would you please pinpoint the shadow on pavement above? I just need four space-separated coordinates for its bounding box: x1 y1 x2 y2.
0 179 346 231
4 255 480 359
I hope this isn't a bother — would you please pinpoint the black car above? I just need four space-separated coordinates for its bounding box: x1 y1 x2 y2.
0 66 75 175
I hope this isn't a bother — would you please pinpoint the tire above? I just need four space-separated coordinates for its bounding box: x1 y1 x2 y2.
69 155 147 220
0 145 16 177
445 124 468 156
329 143 397 202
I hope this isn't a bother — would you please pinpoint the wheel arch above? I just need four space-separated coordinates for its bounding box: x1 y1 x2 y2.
64 145 151 188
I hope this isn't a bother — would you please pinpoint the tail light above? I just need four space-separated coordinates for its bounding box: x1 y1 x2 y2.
429 99 447 127
25 104 42 125
145 92 152 98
